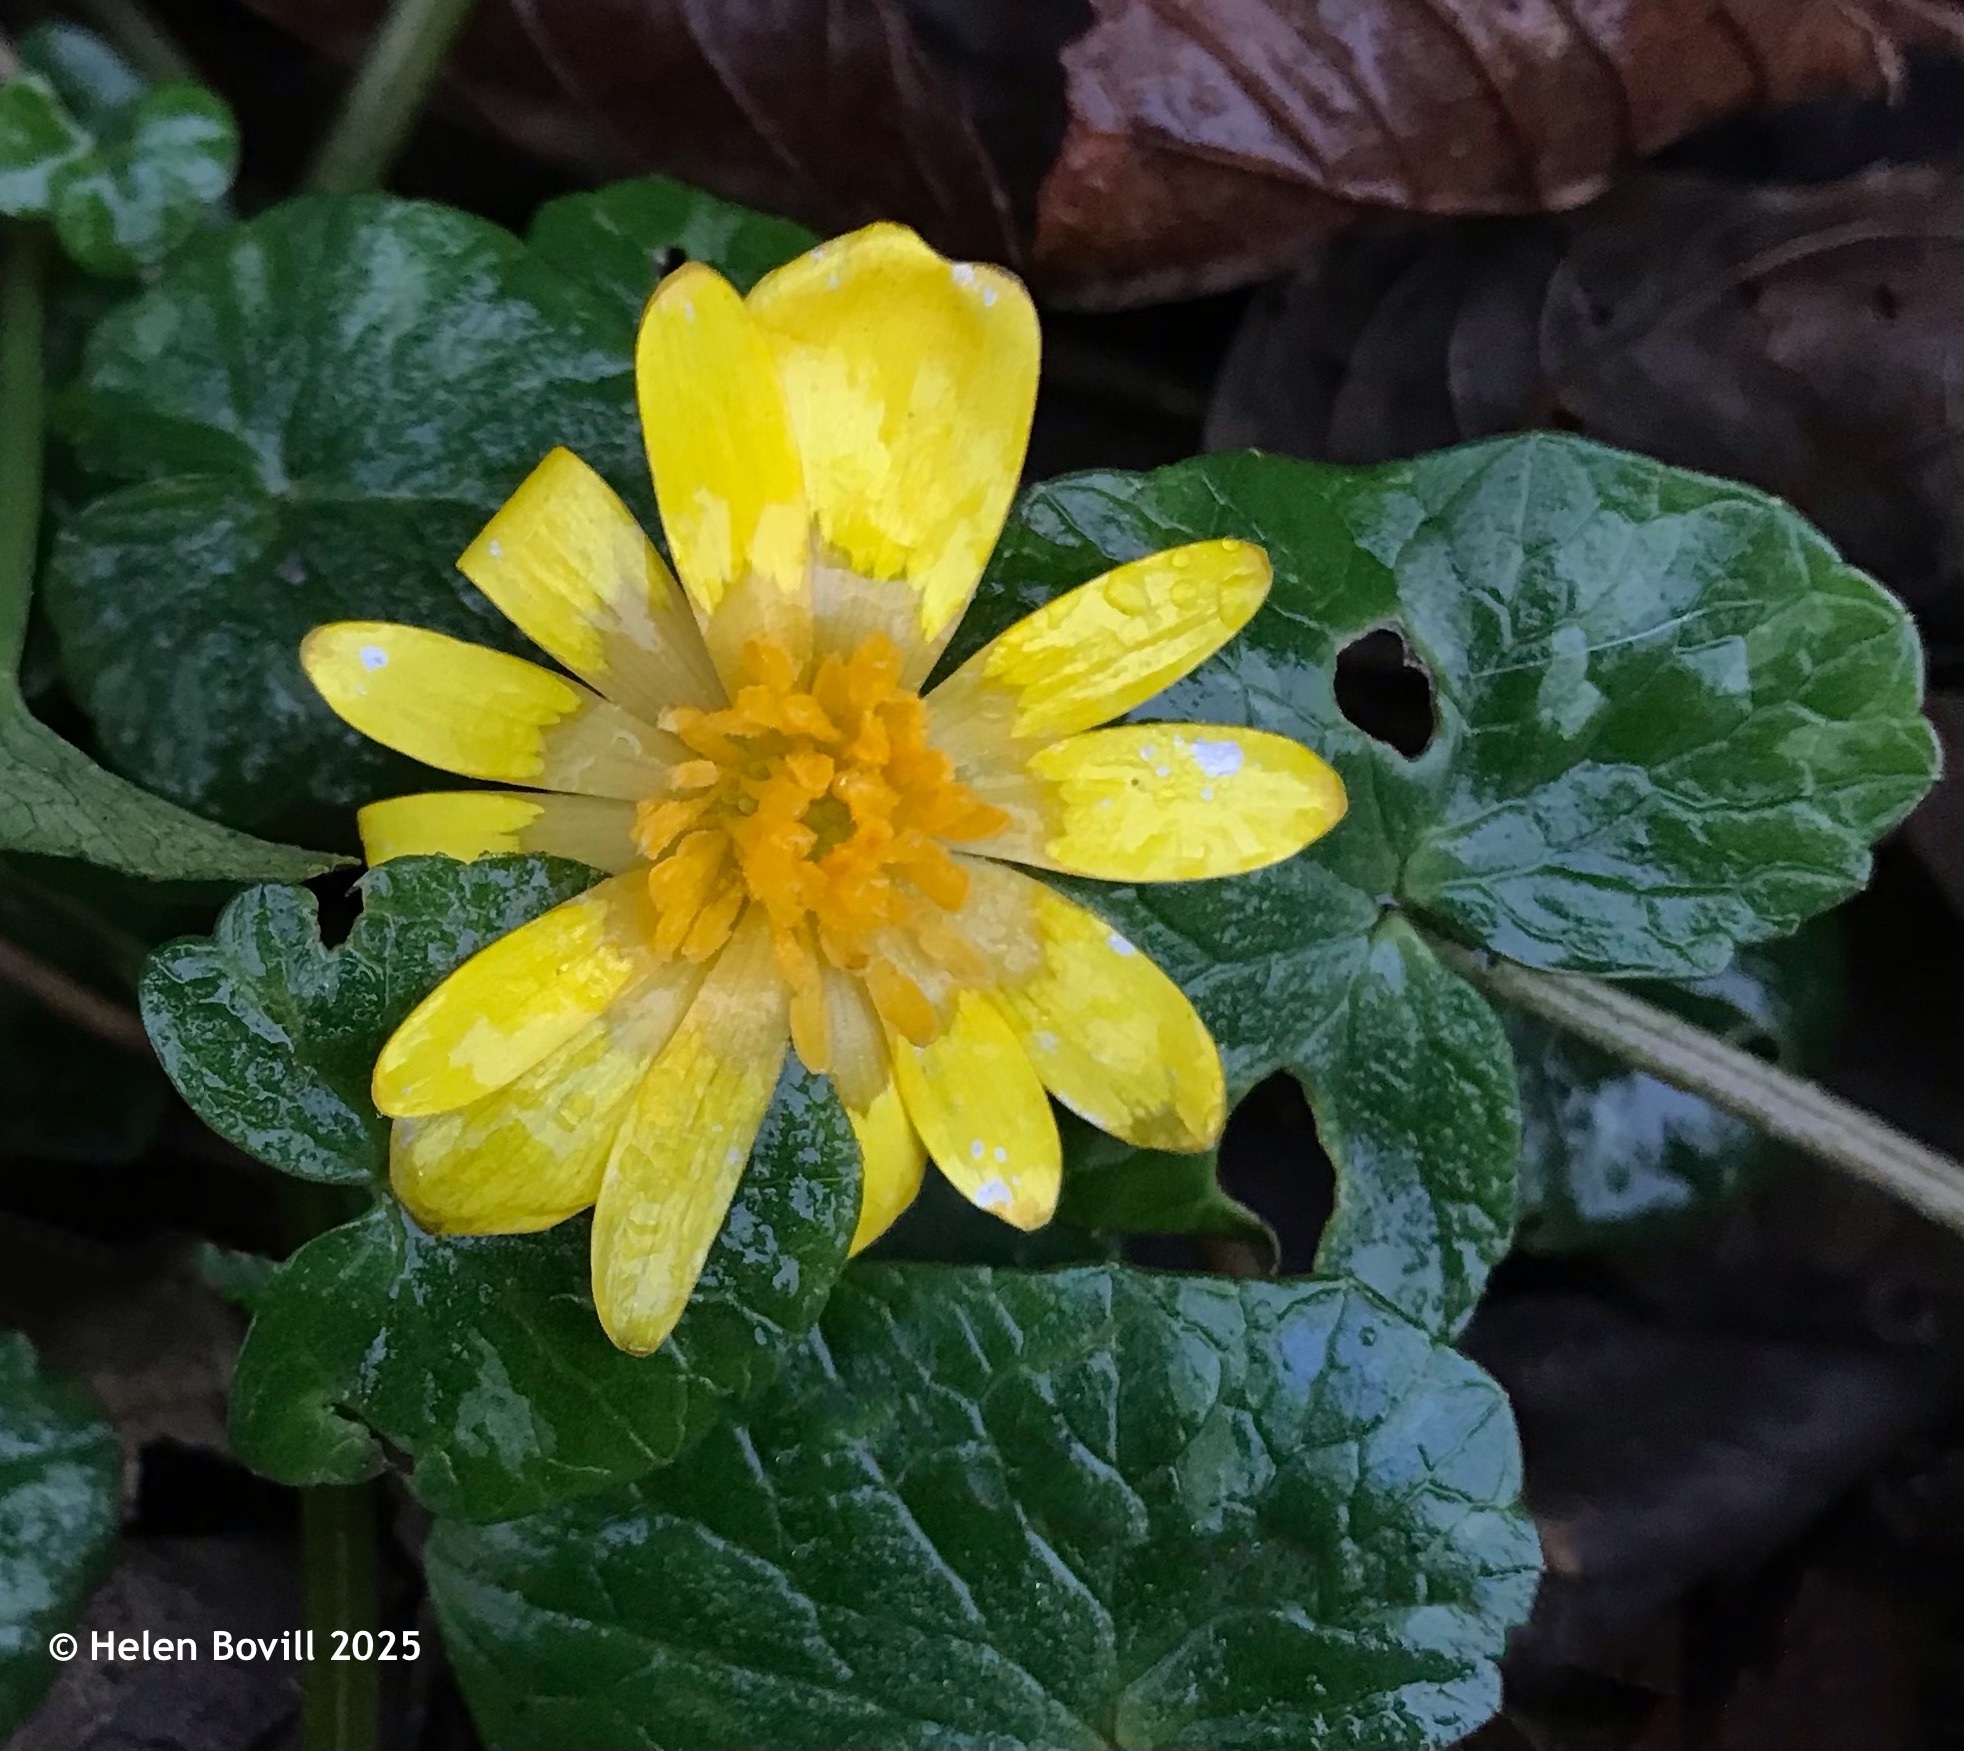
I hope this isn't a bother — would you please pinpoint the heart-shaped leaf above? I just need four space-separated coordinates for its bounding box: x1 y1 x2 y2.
47 185 838 845
0 1332 118 1735
966 438 1933 1328
144 854 862 1520
46 196 644 842
428 1263 1539 1751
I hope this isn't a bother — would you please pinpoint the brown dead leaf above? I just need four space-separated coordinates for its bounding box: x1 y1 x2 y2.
1039 0 1964 304
243 0 1023 253
1207 166 1964 616
508 0 1020 258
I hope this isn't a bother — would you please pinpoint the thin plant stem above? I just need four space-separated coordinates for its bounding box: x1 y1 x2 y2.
303 0 482 195
1430 935 1964 1235
75 0 196 84
0 936 150 1054
0 224 48 683
300 1484 380 1751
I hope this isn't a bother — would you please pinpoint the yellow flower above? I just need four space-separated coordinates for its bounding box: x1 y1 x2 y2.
300 223 1346 1354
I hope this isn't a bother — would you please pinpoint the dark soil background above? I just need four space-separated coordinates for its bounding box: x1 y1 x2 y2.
7 2 1964 1747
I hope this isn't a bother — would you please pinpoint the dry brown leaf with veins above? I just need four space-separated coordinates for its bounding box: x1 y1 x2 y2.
1038 0 1964 304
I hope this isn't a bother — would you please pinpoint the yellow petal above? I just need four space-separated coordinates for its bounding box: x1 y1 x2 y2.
971 861 1224 1152
637 264 810 679
303 622 676 800
590 909 789 1355
748 224 1037 674
373 872 660 1118
458 446 723 719
891 988 1059 1231
358 792 640 872
846 1076 926 1255
974 724 1347 881
928 540 1271 755
391 962 704 1234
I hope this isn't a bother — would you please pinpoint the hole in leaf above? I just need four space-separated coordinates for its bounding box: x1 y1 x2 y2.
1335 627 1436 758
1216 1073 1333 1274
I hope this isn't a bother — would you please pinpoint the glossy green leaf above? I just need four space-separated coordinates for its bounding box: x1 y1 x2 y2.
47 195 645 841
1513 923 1841 1251
430 1264 1539 1751
528 174 817 313
141 854 602 1185
145 852 861 1519
0 1332 118 1735
229 1061 858 1522
978 438 1932 1328
2 25 237 278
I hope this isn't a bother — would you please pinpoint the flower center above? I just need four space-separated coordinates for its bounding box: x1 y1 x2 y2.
633 632 1007 1064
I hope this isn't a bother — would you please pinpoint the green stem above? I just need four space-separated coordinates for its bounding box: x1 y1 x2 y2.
1432 936 1964 1235
75 0 196 85
300 1484 380 1751
303 0 482 196
0 224 48 685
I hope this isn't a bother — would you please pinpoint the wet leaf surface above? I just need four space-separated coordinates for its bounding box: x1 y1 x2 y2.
143 854 861 1520
429 1264 1539 1750
141 855 600 1186
964 437 1932 1326
47 195 643 843
0 1332 119 1735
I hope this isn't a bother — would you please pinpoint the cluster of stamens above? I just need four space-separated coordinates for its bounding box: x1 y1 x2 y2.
633 633 1006 1066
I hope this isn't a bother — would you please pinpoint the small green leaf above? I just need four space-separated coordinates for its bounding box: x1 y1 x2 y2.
528 174 817 312
48 195 645 841
0 1332 118 1735
0 75 91 215
1053 1109 1272 1255
49 84 237 279
1513 923 1841 1251
3 26 238 278
429 1264 1539 1751
230 1060 858 1522
141 854 601 1185
981 438 1933 1329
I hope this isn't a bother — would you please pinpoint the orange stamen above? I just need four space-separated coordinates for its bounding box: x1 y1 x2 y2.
630 633 1008 1063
